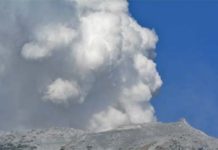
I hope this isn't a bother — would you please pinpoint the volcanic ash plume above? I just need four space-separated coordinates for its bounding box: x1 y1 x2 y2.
0 0 162 131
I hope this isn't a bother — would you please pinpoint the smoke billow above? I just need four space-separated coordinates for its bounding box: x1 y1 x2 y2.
0 0 162 131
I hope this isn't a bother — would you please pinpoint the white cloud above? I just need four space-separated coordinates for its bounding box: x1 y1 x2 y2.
0 0 162 130
134 54 163 92
0 64 4 76
73 0 128 12
121 16 158 55
89 81 155 131
44 78 80 104
89 107 128 131
73 12 121 72
22 24 77 60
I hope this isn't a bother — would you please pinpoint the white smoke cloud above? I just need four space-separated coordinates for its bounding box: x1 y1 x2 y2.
44 78 80 104
90 107 128 131
0 0 162 131
0 46 7 77
22 24 77 60
89 81 156 131
0 64 4 76
73 0 128 12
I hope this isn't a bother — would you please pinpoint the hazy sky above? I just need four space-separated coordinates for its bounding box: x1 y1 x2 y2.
129 1 218 137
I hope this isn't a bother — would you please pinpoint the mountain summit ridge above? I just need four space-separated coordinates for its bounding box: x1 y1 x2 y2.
0 120 218 150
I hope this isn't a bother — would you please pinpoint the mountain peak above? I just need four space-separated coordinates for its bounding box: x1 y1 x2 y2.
179 118 188 124
1 121 218 150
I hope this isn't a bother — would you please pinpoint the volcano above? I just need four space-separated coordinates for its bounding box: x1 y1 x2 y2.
0 120 218 150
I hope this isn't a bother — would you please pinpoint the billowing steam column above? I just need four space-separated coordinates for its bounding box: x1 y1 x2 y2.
0 0 162 131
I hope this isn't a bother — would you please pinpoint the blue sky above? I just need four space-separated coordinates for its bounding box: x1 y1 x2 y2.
129 1 218 137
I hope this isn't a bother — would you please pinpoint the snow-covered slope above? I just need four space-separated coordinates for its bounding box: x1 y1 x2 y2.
0 120 218 150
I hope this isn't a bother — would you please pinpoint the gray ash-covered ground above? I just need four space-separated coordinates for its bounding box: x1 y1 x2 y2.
0 120 218 150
